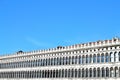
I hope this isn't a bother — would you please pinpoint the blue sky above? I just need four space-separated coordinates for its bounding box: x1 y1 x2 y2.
0 0 120 55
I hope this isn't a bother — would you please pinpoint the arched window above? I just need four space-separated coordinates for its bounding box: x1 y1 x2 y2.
79 56 81 64
71 69 74 78
72 56 75 64
59 70 61 78
62 69 64 78
48 58 50 66
93 68 96 77
47 70 49 78
63 57 65 65
56 70 58 78
101 53 104 63
75 69 78 78
102 68 105 77
42 70 44 78
86 55 88 64
45 70 47 78
93 54 96 63
114 52 118 62
89 68 92 77
78 69 81 78
110 67 114 77
115 67 119 77
97 68 100 77
59 57 62 65
51 58 53 66
106 67 109 77
43 59 45 66
75 56 78 64
44 59 46 66
65 69 68 78
64 57 67 65
82 55 85 64
89 55 92 63
110 52 113 62
54 58 56 65
97 54 100 63
50 70 53 78
68 69 70 78
45 59 47 66
69 56 71 65
66 57 68 65
57 57 59 65
105 53 109 62
82 69 84 78
86 68 88 77
53 70 55 78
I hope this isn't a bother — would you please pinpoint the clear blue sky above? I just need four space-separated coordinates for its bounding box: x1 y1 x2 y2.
0 0 120 55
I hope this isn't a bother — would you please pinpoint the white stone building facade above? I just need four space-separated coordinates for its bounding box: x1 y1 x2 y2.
0 37 120 80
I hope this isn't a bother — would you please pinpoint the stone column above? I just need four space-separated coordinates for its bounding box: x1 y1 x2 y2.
100 68 102 78
109 68 110 77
